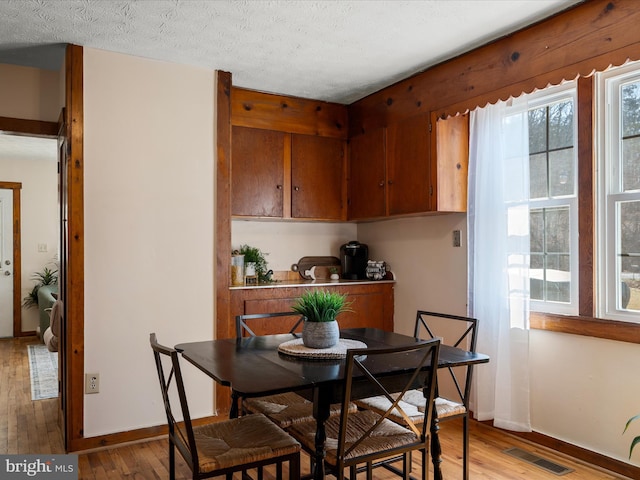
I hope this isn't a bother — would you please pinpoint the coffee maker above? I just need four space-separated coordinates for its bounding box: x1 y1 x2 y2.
340 241 369 280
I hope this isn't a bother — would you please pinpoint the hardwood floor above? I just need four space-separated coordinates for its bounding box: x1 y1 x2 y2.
1 336 629 479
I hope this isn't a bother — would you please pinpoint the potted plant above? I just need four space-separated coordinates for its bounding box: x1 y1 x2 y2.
22 266 58 309
329 267 340 281
624 414 640 459
238 244 272 283
291 289 352 348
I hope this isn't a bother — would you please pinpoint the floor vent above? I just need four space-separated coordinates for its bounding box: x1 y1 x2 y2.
502 447 574 476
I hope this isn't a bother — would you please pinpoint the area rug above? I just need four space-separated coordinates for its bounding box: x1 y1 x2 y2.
27 344 58 401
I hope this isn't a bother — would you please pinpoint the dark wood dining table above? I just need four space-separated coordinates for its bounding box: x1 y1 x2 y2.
176 327 489 480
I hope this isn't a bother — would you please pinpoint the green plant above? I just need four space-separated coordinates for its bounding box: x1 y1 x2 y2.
237 244 271 282
291 289 352 323
22 266 58 309
329 267 338 275
624 414 640 459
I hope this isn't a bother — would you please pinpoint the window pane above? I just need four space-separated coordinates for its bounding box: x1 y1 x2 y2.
530 209 543 253
549 100 574 150
619 200 640 311
530 254 544 300
622 81 640 138
529 206 572 304
622 136 640 191
549 148 575 196
528 107 547 154
545 206 570 253
530 153 548 199
544 253 571 302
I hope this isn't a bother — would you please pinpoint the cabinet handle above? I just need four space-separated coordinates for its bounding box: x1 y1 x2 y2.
388 180 393 185
294 186 300 191
378 181 385 188
276 184 283 190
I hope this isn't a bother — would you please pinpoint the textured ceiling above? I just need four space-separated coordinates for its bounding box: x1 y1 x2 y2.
0 0 581 159
0 0 581 105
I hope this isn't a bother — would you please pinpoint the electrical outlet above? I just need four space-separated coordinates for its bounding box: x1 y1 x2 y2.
85 373 99 394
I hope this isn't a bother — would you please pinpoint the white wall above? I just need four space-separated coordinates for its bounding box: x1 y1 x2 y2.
83 48 214 436
358 213 640 467
0 63 61 121
232 220 357 273
357 214 468 335
0 149 58 332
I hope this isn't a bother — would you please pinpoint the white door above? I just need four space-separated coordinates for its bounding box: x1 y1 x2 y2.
0 189 14 337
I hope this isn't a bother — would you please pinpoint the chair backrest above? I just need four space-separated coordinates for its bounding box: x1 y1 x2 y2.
149 333 199 472
235 312 304 338
337 339 440 467
414 310 478 408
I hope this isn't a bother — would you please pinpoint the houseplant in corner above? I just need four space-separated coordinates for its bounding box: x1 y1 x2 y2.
291 289 352 349
624 414 640 459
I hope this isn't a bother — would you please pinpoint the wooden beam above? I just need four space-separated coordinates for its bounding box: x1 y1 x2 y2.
349 0 640 131
0 116 58 137
232 87 348 139
65 43 85 453
215 71 232 413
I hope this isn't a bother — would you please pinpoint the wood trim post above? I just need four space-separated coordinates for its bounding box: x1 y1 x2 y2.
215 71 232 414
65 43 85 452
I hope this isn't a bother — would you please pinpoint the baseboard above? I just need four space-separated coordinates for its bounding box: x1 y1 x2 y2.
476 419 639 479
67 415 221 452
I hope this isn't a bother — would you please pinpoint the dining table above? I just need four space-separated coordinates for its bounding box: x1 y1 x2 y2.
176 327 489 480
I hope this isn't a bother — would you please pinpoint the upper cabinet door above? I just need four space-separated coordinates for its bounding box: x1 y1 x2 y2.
386 114 431 216
348 128 386 220
430 113 469 213
232 126 286 217
291 134 345 220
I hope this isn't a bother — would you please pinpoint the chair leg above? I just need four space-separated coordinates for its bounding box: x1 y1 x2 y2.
462 415 469 480
290 453 301 480
276 460 283 479
366 461 373 480
169 438 175 480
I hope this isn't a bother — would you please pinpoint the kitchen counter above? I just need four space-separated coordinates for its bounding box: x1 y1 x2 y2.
225 279 395 340
229 278 395 290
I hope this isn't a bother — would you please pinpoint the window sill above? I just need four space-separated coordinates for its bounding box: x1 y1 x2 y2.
530 312 640 344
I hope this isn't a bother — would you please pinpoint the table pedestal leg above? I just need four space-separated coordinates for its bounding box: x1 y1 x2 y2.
230 391 240 418
312 388 331 480
430 401 443 480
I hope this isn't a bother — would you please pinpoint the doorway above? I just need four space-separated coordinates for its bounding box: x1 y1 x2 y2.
0 134 59 337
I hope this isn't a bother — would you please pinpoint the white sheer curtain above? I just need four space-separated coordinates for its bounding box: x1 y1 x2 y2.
467 98 532 432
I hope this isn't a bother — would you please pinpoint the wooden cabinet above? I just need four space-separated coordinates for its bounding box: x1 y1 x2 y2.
232 126 286 217
232 126 346 220
430 113 469 213
348 113 468 220
291 134 345 220
227 282 394 339
386 114 431 216
348 127 386 219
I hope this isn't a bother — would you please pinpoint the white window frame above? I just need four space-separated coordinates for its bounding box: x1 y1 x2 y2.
597 61 640 323
524 83 579 316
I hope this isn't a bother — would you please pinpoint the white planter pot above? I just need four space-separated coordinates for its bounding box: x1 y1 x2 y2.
302 320 339 349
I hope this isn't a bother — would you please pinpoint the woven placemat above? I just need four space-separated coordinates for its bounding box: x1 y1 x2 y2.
278 338 367 359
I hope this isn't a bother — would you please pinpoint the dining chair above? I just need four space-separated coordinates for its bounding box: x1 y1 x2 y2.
235 312 348 429
150 333 301 480
355 311 478 480
287 339 440 480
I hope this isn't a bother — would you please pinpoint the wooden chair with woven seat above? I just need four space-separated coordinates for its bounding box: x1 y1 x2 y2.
288 339 440 480
150 333 301 480
354 311 478 480
235 312 349 428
